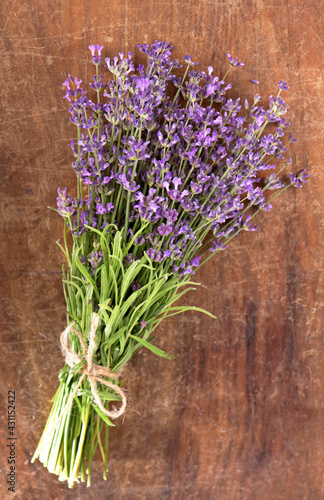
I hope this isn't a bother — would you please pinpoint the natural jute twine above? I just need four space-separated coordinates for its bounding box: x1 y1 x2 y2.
46 313 126 435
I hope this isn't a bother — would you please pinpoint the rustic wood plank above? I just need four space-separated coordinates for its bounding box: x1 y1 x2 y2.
0 0 323 498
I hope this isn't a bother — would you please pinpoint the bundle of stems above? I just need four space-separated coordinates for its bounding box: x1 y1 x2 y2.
32 224 211 487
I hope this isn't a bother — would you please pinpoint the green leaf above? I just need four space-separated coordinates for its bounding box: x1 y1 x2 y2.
99 298 113 313
125 221 149 252
74 249 100 301
165 306 216 319
47 205 59 213
90 403 115 427
113 231 124 263
62 279 86 330
69 359 86 375
56 240 70 262
79 389 121 402
100 265 109 303
106 325 128 348
66 310 80 322
129 334 174 359
119 260 143 304
117 275 165 322
103 305 120 340
107 262 119 303
113 341 136 371
73 395 83 415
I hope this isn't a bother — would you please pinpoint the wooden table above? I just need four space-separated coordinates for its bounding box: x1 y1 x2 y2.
0 1 323 498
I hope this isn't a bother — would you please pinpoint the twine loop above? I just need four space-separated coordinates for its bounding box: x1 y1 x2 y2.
47 313 126 434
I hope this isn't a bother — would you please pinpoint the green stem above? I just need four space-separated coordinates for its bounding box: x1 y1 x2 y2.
69 402 91 488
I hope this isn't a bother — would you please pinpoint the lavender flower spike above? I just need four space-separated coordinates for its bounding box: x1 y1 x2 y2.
226 53 245 67
89 44 104 64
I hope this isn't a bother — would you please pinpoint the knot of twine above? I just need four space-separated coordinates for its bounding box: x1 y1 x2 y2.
48 313 126 434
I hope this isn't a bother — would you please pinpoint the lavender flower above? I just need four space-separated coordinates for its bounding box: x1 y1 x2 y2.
278 79 289 91
226 53 245 67
89 44 104 64
263 173 284 190
57 188 75 217
183 54 199 66
289 169 309 188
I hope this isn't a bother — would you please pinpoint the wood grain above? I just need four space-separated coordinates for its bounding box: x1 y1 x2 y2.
0 0 323 498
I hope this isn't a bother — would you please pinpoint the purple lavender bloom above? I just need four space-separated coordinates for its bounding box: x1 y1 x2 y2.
87 250 103 271
57 188 76 217
89 75 107 92
210 239 228 252
278 79 289 91
105 52 135 78
117 173 140 193
146 248 156 260
134 189 164 223
226 53 245 67
223 98 242 114
122 137 151 163
289 169 309 188
157 222 173 237
190 255 201 267
183 54 199 66
96 203 106 214
190 181 203 194
80 211 89 226
163 207 178 222
89 44 104 64
247 187 266 207
58 41 307 279
131 280 141 291
241 215 258 232
122 253 134 266
106 203 114 212
264 173 285 190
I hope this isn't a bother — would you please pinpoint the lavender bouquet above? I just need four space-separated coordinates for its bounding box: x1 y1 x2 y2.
32 41 308 487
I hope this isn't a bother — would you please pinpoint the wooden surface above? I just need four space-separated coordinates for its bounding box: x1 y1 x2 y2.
0 1 323 499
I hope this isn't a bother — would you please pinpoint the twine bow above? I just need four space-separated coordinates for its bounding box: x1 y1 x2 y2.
48 313 126 434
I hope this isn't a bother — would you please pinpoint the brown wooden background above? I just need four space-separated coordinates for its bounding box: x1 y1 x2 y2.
0 1 323 499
